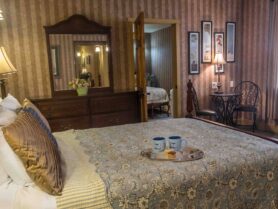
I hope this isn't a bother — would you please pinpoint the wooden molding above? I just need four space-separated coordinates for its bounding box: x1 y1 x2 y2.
44 14 111 34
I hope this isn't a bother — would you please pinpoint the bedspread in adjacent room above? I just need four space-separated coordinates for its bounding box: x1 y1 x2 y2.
147 87 169 104
74 118 278 209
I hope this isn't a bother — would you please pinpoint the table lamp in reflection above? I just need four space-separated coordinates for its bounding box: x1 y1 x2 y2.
0 47 17 98
213 53 226 94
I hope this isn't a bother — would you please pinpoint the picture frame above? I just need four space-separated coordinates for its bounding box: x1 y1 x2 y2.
226 22 236 62
201 21 213 63
214 32 225 73
188 32 200 75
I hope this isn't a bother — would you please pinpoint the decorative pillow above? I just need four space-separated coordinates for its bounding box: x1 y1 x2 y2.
2 111 64 195
22 98 51 131
0 107 17 126
1 94 21 112
0 129 33 185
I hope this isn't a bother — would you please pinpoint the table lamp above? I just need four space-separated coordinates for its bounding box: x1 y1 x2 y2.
0 47 17 98
213 53 226 94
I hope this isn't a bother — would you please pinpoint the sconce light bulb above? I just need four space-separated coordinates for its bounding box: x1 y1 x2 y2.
95 46 100 52
106 46 109 52
77 52 81 57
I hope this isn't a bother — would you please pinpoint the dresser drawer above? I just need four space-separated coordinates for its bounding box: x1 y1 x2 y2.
36 99 89 119
31 91 140 130
91 111 138 127
90 94 137 114
48 116 91 132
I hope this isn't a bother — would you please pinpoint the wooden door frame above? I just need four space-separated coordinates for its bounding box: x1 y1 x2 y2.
127 18 181 118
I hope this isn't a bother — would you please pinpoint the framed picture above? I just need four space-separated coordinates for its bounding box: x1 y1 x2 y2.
226 22 236 62
201 21 213 63
188 32 200 74
214 32 224 73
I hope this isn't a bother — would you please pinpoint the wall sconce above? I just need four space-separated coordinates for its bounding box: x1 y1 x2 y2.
76 52 81 57
95 46 100 52
106 46 109 52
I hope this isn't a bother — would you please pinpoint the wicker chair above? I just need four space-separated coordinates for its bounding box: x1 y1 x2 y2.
192 87 218 119
234 81 260 132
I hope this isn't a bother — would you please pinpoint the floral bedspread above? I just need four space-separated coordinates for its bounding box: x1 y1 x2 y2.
75 118 278 209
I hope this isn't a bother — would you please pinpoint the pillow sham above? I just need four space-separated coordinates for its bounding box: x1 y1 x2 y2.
1 94 21 112
2 111 64 195
0 129 33 185
22 98 51 131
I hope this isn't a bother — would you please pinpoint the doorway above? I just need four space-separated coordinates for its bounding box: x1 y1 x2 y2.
127 15 181 122
144 23 174 120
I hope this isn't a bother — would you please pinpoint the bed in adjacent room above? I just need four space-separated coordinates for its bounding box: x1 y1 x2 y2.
147 86 170 117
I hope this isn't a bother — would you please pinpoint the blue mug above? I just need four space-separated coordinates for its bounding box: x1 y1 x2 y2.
169 136 182 151
152 137 166 153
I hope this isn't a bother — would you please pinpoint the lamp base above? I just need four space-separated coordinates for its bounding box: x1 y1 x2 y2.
0 79 7 98
214 82 223 94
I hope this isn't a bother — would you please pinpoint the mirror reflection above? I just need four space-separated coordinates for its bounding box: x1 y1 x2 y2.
74 42 110 88
49 34 110 91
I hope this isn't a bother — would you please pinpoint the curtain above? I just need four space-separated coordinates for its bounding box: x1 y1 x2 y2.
267 0 278 124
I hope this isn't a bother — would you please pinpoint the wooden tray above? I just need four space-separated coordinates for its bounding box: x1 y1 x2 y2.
141 147 204 162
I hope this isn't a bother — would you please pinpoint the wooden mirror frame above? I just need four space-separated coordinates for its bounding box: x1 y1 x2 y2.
44 14 113 97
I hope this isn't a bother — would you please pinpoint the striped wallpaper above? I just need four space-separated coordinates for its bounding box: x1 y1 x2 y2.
0 0 244 115
240 0 271 121
144 33 152 75
150 26 173 94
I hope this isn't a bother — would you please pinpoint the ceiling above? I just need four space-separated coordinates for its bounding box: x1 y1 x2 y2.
144 24 171 33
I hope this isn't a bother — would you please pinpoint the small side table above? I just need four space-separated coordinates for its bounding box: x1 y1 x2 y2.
210 92 241 125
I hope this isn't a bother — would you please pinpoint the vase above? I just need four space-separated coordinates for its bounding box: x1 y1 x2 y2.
76 87 88 96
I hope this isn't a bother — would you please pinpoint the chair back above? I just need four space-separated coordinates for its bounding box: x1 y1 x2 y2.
192 87 200 112
234 81 260 107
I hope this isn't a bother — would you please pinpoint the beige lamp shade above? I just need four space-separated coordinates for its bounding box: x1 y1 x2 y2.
213 53 226 65
0 47 17 75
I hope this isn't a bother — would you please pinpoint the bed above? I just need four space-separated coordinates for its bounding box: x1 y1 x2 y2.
147 86 170 117
1 93 278 209
2 118 278 209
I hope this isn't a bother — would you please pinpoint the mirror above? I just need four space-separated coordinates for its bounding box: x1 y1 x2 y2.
74 41 110 88
44 15 113 96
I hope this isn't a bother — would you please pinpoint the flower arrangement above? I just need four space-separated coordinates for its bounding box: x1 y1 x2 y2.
68 78 89 90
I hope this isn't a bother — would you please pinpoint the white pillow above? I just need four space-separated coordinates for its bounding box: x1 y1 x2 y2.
0 165 9 185
0 107 17 126
1 94 21 112
0 129 33 186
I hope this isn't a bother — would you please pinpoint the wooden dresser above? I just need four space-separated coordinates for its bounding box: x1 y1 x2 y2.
31 91 140 132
